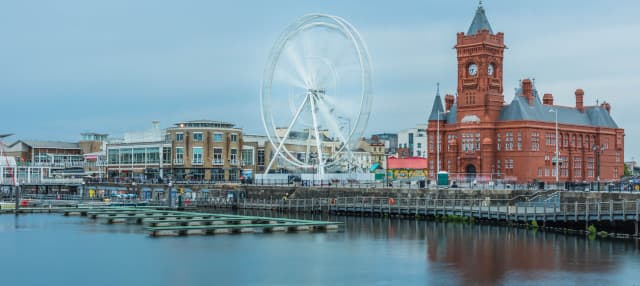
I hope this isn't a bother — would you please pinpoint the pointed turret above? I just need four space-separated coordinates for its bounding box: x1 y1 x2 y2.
428 83 445 121
467 2 493 35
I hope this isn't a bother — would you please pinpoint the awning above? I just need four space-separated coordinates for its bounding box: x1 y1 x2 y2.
369 163 380 172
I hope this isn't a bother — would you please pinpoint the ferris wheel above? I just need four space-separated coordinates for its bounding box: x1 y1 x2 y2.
260 14 373 175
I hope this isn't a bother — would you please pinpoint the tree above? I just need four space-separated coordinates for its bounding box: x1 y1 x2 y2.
624 164 631 176
624 163 632 177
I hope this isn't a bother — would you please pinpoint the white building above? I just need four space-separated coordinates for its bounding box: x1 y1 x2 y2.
106 121 171 180
397 124 427 158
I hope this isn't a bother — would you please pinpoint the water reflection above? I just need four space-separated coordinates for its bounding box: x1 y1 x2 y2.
1 211 639 285
424 223 639 285
231 209 640 285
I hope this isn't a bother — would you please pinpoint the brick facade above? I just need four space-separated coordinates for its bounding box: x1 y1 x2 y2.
426 5 625 184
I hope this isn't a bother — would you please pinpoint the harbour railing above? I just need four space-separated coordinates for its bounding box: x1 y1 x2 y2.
181 197 640 224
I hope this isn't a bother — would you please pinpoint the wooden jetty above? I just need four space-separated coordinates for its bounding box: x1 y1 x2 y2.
147 222 340 237
1 204 344 236
56 207 344 236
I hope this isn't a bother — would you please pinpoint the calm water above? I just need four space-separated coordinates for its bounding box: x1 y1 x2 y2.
1 211 639 286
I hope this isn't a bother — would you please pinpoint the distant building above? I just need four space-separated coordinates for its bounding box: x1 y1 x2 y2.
80 132 109 177
359 137 385 169
106 121 170 180
165 120 243 181
397 125 427 158
371 133 398 154
244 129 341 175
5 140 84 175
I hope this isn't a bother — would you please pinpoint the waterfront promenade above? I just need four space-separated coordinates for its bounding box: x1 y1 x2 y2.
3 192 639 237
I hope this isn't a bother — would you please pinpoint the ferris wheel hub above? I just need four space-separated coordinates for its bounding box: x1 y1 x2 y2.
307 89 326 99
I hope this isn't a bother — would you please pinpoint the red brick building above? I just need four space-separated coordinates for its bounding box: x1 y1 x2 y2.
427 4 624 184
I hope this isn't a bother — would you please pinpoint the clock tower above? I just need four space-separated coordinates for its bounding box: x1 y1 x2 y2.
455 3 505 123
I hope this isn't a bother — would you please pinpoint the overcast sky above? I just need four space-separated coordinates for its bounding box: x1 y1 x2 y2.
1 0 639 159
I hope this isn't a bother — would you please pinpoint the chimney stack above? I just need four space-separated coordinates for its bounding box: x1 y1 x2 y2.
542 93 554 105
445 94 455 111
522 79 533 105
575 89 584 112
601 101 611 114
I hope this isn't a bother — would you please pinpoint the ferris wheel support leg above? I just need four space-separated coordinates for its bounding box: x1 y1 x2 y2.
309 96 325 176
305 129 312 164
264 95 310 174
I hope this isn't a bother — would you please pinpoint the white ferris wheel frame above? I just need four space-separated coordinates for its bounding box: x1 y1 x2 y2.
260 14 373 175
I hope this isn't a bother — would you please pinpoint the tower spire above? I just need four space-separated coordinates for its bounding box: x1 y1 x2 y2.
428 82 445 121
467 1 493 35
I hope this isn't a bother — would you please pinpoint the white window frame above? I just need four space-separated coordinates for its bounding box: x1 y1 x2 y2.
230 148 238 165
213 148 223 165
175 147 184 164
193 132 204 142
192 147 203 165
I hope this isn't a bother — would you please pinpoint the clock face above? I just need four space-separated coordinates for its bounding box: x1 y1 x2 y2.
488 64 494 76
468 64 478 76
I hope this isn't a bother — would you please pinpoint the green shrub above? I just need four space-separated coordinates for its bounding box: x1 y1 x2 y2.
588 224 597 234
530 220 539 228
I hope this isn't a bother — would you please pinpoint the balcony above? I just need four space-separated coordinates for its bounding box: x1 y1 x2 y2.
462 78 478 88
174 159 184 165
0 177 84 185
192 159 203 165
25 162 85 168
212 159 223 166
489 78 501 89
230 160 238 166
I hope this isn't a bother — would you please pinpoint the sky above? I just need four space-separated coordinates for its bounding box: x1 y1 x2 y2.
1 0 639 159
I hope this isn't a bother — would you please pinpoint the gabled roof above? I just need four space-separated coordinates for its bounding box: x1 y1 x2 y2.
9 140 80 150
467 3 493 35
499 87 618 128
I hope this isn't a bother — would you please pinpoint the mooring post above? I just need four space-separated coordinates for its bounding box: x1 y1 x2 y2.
609 200 614 222
585 200 589 231
543 203 547 226
14 185 20 214
636 200 640 237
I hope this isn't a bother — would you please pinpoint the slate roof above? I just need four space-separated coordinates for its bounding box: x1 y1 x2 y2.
499 88 618 128
428 87 618 129
467 4 493 35
12 140 81 150
427 86 445 121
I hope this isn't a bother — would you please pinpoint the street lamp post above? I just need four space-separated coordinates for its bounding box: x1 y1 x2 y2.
435 111 446 189
15 180 24 214
81 181 86 201
549 109 560 186
592 144 605 192
384 153 389 188
131 181 136 202
167 181 173 208
14 182 20 213
436 111 446 175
